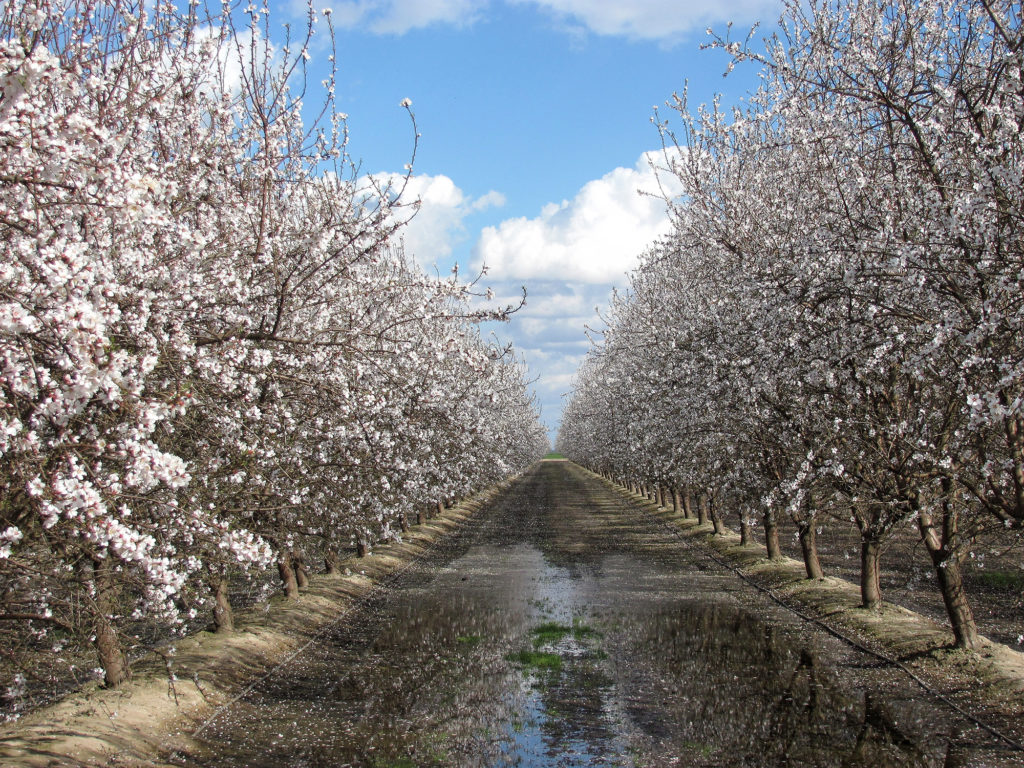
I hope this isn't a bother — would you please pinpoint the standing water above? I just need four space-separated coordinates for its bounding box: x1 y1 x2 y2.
167 462 1017 767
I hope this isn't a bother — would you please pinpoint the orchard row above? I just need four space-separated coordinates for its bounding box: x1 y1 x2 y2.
0 0 547 697
560 0 1023 650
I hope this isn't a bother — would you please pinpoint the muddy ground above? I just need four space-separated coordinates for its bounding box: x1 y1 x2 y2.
1 461 1023 767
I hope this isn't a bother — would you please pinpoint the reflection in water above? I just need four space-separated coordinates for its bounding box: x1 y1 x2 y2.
604 598 941 767
169 464 1015 767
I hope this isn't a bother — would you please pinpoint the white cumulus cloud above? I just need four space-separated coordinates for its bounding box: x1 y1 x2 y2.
514 0 781 39
370 172 505 267
317 0 486 34
473 151 680 284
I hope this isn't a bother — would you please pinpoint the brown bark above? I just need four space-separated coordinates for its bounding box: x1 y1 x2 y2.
860 538 883 610
739 517 753 546
277 550 300 600
710 498 727 536
399 510 410 533
92 558 128 687
798 521 824 579
435 499 445 518
763 508 783 560
325 549 342 575
671 486 681 514
915 495 979 650
657 485 666 508
292 551 310 588
356 538 368 558
697 492 710 526
415 507 425 525
212 576 234 633
682 487 694 519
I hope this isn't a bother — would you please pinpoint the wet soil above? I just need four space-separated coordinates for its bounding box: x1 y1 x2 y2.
155 461 1021 767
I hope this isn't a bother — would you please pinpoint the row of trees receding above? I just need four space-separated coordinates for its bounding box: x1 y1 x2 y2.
559 0 1023 651
0 0 547 704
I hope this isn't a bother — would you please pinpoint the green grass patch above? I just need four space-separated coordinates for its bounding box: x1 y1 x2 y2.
571 618 600 640
543 452 566 459
972 570 1024 590
456 634 482 646
506 649 563 671
531 621 572 646
529 619 600 648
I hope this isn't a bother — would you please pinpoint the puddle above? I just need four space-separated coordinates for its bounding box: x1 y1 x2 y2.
167 464 1019 767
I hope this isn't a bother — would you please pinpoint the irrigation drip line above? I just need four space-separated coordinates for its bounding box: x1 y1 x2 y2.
594 471 1024 754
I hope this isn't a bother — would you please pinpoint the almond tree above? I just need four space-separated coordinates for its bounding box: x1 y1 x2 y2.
562 0 1023 650
0 0 546 696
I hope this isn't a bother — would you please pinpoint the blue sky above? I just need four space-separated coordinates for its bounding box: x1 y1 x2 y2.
281 0 782 441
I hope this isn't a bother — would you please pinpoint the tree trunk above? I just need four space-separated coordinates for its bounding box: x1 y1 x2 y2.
798 521 824 579
292 551 310 588
860 538 882 610
92 558 128 687
657 485 666 508
211 575 234 633
915 497 979 650
415 507 425 525
399 510 410 533
739 516 753 546
325 549 342 575
436 499 445 518
682 487 694 519
671 486 681 514
277 550 300 600
711 498 727 536
697 492 710 526
356 538 368 558
763 508 783 560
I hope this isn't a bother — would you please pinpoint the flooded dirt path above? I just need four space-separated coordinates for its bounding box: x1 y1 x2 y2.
167 461 1017 767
